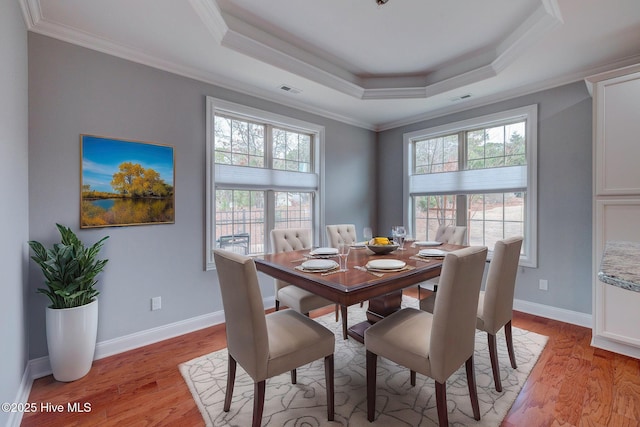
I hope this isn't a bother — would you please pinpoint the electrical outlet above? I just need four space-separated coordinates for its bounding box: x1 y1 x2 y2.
539 279 548 291
151 296 162 311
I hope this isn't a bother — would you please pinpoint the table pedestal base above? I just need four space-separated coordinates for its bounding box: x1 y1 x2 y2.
347 290 403 343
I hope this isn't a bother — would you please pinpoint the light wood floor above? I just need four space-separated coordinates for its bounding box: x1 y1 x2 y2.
21 289 640 427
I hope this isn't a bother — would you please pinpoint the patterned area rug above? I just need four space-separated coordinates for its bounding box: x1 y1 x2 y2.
180 297 547 426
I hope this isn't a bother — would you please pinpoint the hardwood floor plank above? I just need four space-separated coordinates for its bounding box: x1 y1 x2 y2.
21 292 640 427
553 356 590 425
613 354 640 420
581 349 615 425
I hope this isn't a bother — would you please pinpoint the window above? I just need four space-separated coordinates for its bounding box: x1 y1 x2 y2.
206 97 324 269
404 105 537 267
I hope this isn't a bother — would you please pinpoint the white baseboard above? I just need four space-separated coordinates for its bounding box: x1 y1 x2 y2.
27 309 226 380
591 336 640 359
5 364 35 427
513 298 592 328
27 296 277 381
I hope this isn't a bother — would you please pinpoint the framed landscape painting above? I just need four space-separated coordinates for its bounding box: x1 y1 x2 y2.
80 135 175 228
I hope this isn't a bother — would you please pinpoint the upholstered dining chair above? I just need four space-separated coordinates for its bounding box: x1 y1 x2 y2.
270 228 335 316
417 225 467 298
325 224 362 340
420 236 523 392
365 246 487 426
213 249 335 427
325 224 358 247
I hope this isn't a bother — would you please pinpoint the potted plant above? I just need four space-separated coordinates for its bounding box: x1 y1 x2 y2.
29 224 109 382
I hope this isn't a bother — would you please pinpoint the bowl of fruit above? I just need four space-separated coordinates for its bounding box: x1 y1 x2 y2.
366 237 399 255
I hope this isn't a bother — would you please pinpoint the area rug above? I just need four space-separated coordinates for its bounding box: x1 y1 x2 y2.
180 297 547 426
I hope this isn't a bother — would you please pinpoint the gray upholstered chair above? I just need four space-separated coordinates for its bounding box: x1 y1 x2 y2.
325 224 358 247
437 224 467 245
325 224 362 339
421 236 523 392
213 249 335 427
365 246 487 426
270 228 334 315
418 225 467 298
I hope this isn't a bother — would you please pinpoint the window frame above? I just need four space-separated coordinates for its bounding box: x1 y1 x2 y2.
403 105 538 267
205 97 325 270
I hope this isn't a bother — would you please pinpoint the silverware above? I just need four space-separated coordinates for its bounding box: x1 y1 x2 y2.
321 269 342 276
355 266 384 277
410 256 438 262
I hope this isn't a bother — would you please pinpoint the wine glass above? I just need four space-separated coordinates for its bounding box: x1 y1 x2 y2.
338 242 351 272
363 227 373 244
394 226 407 250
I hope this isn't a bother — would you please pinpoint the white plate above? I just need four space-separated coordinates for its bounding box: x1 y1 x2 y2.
310 247 339 256
414 241 443 247
301 259 339 271
418 249 447 257
366 259 406 270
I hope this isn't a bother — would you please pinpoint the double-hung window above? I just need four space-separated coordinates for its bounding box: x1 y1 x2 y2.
403 105 537 267
206 97 324 269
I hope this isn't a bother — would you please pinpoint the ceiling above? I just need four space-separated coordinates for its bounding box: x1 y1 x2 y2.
20 0 640 131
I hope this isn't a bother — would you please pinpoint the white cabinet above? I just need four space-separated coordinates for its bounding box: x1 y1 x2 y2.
587 65 640 359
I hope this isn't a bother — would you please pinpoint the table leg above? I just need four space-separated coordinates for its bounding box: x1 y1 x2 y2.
347 290 403 343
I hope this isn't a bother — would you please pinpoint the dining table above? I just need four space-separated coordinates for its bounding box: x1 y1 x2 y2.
254 241 464 342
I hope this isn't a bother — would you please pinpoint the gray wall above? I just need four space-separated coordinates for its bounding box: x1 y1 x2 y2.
0 0 30 423
27 33 376 359
377 82 593 314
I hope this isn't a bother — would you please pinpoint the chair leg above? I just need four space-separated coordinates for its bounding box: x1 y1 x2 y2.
465 355 481 421
435 381 448 427
341 305 349 340
417 285 421 299
410 370 416 386
335 304 339 322
487 333 502 392
275 300 280 311
505 320 518 369
366 350 378 422
224 354 237 412
325 355 335 421
291 369 297 384
252 380 266 427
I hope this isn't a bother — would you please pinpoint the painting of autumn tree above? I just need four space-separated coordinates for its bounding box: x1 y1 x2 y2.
81 135 175 228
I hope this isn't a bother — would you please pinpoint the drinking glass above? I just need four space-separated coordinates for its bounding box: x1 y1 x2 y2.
363 227 373 244
394 225 407 250
338 242 351 272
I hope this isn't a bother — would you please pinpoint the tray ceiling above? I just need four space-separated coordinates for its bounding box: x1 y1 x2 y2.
21 0 640 130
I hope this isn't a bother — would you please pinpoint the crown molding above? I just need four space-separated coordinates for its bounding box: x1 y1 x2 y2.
20 0 376 131
376 53 640 132
188 0 227 42
190 0 564 100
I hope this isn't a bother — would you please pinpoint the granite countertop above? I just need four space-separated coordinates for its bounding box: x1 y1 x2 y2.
598 241 640 292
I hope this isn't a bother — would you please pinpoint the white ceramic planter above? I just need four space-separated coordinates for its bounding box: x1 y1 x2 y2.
46 298 98 382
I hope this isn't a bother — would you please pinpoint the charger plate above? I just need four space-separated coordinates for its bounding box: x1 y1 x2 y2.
418 248 447 257
366 259 406 270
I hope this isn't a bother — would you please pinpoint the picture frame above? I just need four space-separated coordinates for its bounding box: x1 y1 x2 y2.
80 134 175 228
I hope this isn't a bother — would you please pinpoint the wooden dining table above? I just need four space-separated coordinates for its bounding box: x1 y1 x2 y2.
255 242 463 342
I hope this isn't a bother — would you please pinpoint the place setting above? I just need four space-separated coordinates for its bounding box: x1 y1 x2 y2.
355 258 415 277
294 258 340 275
411 247 448 262
289 246 339 263
307 246 339 258
412 240 443 247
